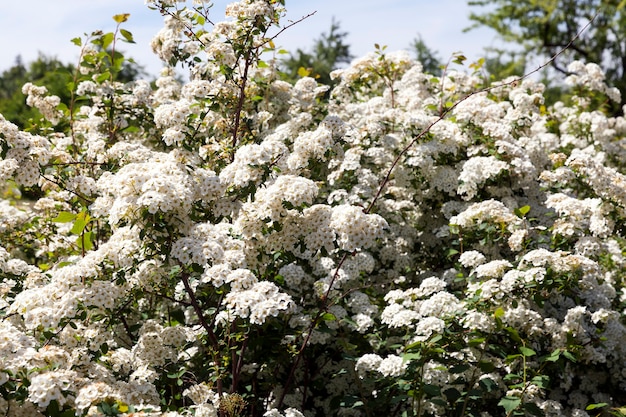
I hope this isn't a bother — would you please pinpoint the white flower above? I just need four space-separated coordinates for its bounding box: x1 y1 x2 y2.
458 156 509 200
459 250 486 268
329 205 388 251
413 316 446 341
473 260 512 279
377 355 407 377
355 354 382 377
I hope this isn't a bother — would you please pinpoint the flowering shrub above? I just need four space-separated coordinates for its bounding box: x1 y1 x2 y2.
2 1 626 417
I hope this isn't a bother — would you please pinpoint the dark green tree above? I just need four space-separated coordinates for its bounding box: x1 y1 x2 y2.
281 18 353 85
409 34 442 75
0 55 74 128
467 0 626 112
0 53 147 129
480 48 526 80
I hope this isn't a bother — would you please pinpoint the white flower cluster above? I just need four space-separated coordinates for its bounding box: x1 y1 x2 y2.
355 353 407 378
457 156 509 200
224 280 295 325
566 61 621 103
3 1 626 416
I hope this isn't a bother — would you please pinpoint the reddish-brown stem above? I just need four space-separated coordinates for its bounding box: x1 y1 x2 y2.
276 251 351 408
230 334 248 394
231 51 253 156
39 173 92 205
365 10 597 216
180 271 223 395
278 9 599 412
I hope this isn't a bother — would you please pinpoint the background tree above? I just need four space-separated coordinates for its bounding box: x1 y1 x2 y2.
409 34 442 74
481 48 526 80
280 18 352 85
0 55 74 129
0 53 147 129
467 0 626 113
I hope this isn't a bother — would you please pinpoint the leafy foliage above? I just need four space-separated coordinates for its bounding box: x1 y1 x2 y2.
280 18 352 85
409 34 442 75
1 1 626 417
467 0 626 113
0 55 74 129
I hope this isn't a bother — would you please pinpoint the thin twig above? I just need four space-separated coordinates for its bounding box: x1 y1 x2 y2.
180 271 223 394
278 7 600 412
365 9 599 216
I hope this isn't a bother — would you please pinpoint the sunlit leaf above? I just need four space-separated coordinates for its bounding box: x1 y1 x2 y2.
120 28 135 43
113 13 130 23
52 211 76 223
498 396 521 414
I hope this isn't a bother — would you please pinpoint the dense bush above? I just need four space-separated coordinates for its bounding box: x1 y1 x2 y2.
1 1 626 416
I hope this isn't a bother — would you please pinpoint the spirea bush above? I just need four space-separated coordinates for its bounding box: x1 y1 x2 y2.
1 1 626 416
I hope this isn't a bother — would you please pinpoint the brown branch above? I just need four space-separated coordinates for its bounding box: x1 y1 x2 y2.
230 333 249 394
277 251 351 408
39 173 93 205
231 50 253 155
267 12 317 44
278 6 600 412
180 271 223 394
365 8 599 216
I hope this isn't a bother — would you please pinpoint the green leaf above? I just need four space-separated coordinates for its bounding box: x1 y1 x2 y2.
466 388 483 400
422 384 441 397
544 349 561 362
523 401 544 416
46 400 61 415
120 28 135 43
96 71 111 83
449 364 470 374
52 211 76 223
586 403 608 411
479 377 498 393
478 360 495 372
443 387 461 402
101 32 115 50
494 307 505 319
498 396 521 414
99 401 113 414
453 54 467 65
401 352 422 362
70 218 88 235
469 57 485 70
505 326 522 343
71 37 82 46
113 13 130 23
503 373 522 381
321 312 336 321
77 231 94 251
519 346 536 357
531 375 549 388
469 337 486 347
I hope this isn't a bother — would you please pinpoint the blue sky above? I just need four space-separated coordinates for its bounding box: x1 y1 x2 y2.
0 0 499 77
